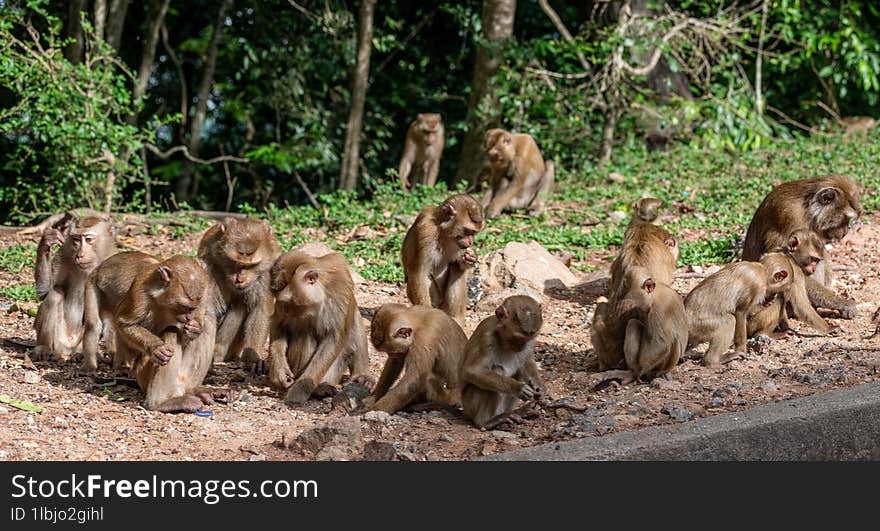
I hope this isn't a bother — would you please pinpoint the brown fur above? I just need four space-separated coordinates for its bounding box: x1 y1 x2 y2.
399 113 445 191
481 129 555 218
33 215 116 362
267 251 370 405
366 304 468 414
114 255 217 413
608 210 678 300
198 217 281 368
460 295 545 428
401 194 484 321
686 254 791 366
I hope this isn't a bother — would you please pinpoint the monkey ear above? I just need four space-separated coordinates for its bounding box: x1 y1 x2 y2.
787 234 800 251
393 327 413 339
664 237 676 249
495 305 509 320
642 278 656 293
158 266 172 284
817 187 839 205
773 270 789 283
218 222 227 234
440 202 457 220
304 270 319 284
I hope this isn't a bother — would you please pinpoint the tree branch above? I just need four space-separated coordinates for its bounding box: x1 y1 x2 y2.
144 144 250 165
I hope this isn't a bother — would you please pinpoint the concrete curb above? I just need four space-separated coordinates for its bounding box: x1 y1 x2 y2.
482 380 880 460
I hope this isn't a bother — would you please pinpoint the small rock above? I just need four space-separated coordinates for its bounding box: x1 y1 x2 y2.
397 450 420 461
24 371 40 384
467 275 484 309
362 440 397 461
438 433 454 443
285 416 363 461
52 416 68 428
689 265 703 274
708 397 724 408
248 454 267 462
761 380 779 394
607 172 625 184
650 378 681 391
662 406 698 422
0 405 9 414
477 241 579 295
237 391 253 403
427 417 448 426
363 410 392 426
490 430 517 440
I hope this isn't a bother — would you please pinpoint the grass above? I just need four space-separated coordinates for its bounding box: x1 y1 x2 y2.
0 244 36 272
0 284 36 302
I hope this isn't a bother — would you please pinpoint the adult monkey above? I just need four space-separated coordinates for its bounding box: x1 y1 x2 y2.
480 128 555 218
742 174 862 318
398 113 445 191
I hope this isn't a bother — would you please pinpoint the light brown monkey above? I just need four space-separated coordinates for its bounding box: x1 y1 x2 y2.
33 214 116 362
398 113 445 191
630 197 664 225
685 253 791 366
365 304 467 414
401 194 485 322
748 231 836 337
82 251 160 372
619 267 688 381
268 250 371 405
198 217 280 368
591 297 635 371
114 255 219 413
741 174 862 318
480 128 555 218
460 295 545 428
608 206 679 300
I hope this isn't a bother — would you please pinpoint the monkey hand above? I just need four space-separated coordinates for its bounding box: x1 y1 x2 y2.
150 342 176 366
285 378 316 405
182 318 202 339
838 302 858 320
828 325 845 337
269 366 295 390
518 383 537 401
459 248 478 269
351 373 376 391
40 228 64 252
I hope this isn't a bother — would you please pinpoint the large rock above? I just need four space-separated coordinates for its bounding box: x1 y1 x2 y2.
294 242 367 284
477 241 579 295
284 416 364 461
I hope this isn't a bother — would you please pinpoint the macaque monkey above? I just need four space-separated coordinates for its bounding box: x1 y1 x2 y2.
630 197 664 225
608 203 679 300
685 253 792 366
742 174 862 318
268 250 371 405
33 214 116 362
198 217 281 368
401 194 485 322
398 113 445 191
365 304 467 414
748 230 837 337
461 295 545 428
114 256 218 412
480 128 555 218
618 267 687 381
82 251 159 372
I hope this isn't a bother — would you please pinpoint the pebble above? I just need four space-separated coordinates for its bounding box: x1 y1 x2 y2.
490 430 517 440
24 372 40 384
363 411 391 425
438 434 453 443
761 381 779 393
662 406 698 422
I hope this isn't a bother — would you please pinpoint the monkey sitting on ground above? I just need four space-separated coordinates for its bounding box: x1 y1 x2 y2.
401 194 484 322
268 250 371 405
365 304 467 414
198 217 280 370
480 128 555 218
82 251 159 372
398 113 445 191
34 213 116 362
114 256 220 413
685 253 792 366
741 174 862 318
460 295 545 428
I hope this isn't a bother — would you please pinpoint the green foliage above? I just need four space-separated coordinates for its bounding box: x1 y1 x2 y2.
0 244 37 272
0 0 153 222
0 283 37 302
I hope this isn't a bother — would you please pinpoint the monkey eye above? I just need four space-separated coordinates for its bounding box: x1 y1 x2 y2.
462 228 477 237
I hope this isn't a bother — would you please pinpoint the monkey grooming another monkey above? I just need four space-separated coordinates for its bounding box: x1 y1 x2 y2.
365 304 468 415
608 200 679 300
34 214 116 362
401 194 485 322
82 251 160 372
398 113 445 191
685 253 792 366
742 174 862 318
268 250 371 405
480 128 555 218
461 295 545 428
619 267 688 381
114 256 219 413
198 217 281 369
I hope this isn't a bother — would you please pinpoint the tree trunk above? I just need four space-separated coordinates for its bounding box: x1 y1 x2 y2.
64 0 86 64
106 0 131 51
455 0 516 187
93 0 107 41
132 0 171 110
176 0 234 201
339 0 377 191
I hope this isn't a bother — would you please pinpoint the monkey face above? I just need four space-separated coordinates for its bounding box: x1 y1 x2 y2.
69 231 100 268
808 177 862 242
229 265 259 290
484 130 515 167
786 229 824 276
273 267 323 307
68 219 112 269
372 323 413 355
496 296 543 346
151 257 207 326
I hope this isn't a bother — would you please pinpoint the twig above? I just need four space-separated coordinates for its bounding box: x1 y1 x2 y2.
293 170 321 210
144 144 250 165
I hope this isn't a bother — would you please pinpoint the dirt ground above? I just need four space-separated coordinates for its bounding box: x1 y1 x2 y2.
1 214 879 461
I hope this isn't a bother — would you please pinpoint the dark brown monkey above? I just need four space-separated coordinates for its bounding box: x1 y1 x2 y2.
114 256 218 412
268 250 371 405
401 194 485 322
82 251 160 372
198 217 281 368
461 295 545 428
620 267 688 381
365 304 467 414
686 253 791 366
398 113 445 191
480 129 555 218
741 174 862 318
33 214 116 362
748 231 837 337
